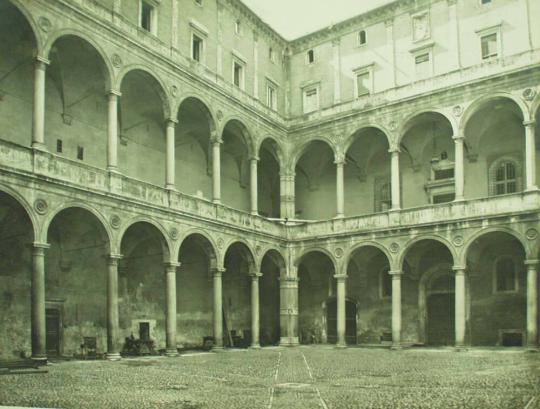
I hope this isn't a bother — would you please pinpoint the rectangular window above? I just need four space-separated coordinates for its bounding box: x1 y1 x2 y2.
358 30 367 46
356 71 371 97
266 82 277 110
140 1 153 32
269 47 275 63
481 33 498 59
303 87 319 113
233 61 244 89
192 34 203 62
481 0 491 4
77 146 84 161
56 139 63 153
434 168 454 180
433 193 455 204
415 52 430 77
307 49 314 64
234 20 241 35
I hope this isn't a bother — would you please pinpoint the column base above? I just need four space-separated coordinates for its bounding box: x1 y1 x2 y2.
107 166 120 174
165 348 179 357
335 343 347 349
390 344 402 350
31 142 47 152
211 346 225 352
165 184 177 191
453 196 465 202
31 354 47 364
106 352 122 361
334 214 344 219
212 199 221 205
524 186 539 192
279 337 299 347
250 211 259 216
249 344 261 350
454 346 468 352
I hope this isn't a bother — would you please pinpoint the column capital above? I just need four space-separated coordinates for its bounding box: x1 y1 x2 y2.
249 155 260 162
212 139 223 146
32 242 50 250
389 270 402 276
35 56 50 66
388 147 401 154
525 259 539 267
211 267 226 277
250 273 263 279
334 158 346 166
165 262 180 273
452 134 465 142
452 265 466 273
523 120 536 128
166 117 178 126
334 274 348 281
107 89 122 97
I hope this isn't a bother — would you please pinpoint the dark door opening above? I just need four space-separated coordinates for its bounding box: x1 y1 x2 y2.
139 322 150 341
326 299 357 344
427 293 454 346
46 308 61 357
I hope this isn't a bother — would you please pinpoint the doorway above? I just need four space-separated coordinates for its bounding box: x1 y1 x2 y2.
427 293 454 345
326 298 357 344
46 308 61 357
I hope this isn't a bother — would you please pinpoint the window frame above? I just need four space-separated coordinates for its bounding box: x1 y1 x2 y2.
232 56 246 90
409 42 434 79
353 63 374 98
306 49 315 65
358 30 367 46
139 0 158 36
475 22 502 61
488 156 522 196
189 20 209 65
302 83 320 114
493 256 519 294
411 10 431 43
234 19 242 36
266 78 278 111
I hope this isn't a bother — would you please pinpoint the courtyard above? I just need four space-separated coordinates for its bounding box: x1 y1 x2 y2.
1 347 539 409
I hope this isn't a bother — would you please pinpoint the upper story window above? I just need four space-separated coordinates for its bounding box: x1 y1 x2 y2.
190 20 208 64
415 52 430 77
358 30 367 46
192 33 204 62
489 157 521 196
307 49 315 64
375 177 391 212
234 20 241 35
481 33 498 59
266 80 278 110
481 0 492 4
269 47 276 63
233 60 245 90
354 64 374 98
140 1 157 35
302 85 319 114
494 256 517 293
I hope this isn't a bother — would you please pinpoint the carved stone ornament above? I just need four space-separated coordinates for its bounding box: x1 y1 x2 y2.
389 242 400 253
169 227 179 240
387 120 397 131
38 16 52 33
523 88 536 101
526 228 538 240
452 235 464 247
334 248 344 258
110 215 121 229
255 245 262 256
217 237 224 249
452 105 463 117
34 199 48 215
171 85 179 97
111 54 122 69
216 110 224 122
412 12 430 42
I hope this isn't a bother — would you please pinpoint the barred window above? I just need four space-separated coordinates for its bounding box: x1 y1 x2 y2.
489 157 521 196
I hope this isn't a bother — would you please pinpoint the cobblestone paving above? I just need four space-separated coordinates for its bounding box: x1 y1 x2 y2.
0 347 539 409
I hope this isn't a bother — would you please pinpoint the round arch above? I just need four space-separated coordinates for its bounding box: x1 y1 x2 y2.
43 30 114 91
176 94 218 135
398 110 457 144
398 235 457 271
459 93 530 136
260 247 287 276
2 0 43 53
295 247 338 272
345 241 393 271
221 117 256 158
176 229 218 268
290 137 338 172
222 239 256 269
116 65 172 120
118 216 172 261
0 185 38 241
41 202 113 252
461 227 528 266
257 136 284 162
343 125 392 155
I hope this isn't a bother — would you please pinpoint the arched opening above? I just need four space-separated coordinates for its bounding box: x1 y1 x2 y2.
221 120 251 212
344 128 390 216
45 36 109 168
119 70 166 186
399 112 455 208
466 231 526 346
347 246 391 345
223 242 255 347
463 98 525 199
46 207 110 357
298 251 336 344
401 239 454 346
258 138 281 218
175 98 215 200
119 222 168 355
177 233 216 348
0 191 34 359
295 141 335 220
0 1 38 146
260 249 283 346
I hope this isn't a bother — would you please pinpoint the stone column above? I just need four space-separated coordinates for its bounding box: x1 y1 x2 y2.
250 273 261 348
212 140 222 204
390 270 402 349
454 266 466 349
390 149 401 211
250 156 259 215
280 172 295 219
107 91 121 172
165 119 177 190
107 255 122 360
335 159 345 218
524 121 537 191
279 276 299 346
32 57 49 150
165 262 179 356
335 274 347 347
453 135 465 201
212 268 225 349
31 242 49 361
525 259 538 350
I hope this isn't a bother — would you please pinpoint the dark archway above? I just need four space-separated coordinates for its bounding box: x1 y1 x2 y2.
260 249 284 346
258 138 281 218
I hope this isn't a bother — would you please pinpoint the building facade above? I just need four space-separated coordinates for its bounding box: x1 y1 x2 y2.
0 0 539 360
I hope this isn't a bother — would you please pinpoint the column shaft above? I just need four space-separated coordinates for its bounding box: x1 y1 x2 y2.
31 243 49 361
107 256 121 359
213 269 224 348
336 162 345 218
335 275 347 347
165 263 178 356
524 121 537 191
390 271 402 348
166 120 176 190
212 142 221 204
279 276 299 346
250 158 258 215
32 58 49 150
454 136 465 201
107 92 119 171
251 274 261 348
454 267 466 348
390 150 401 210
526 260 538 349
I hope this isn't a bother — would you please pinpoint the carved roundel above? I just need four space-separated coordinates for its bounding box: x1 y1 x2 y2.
526 228 538 241
216 110 224 122
111 54 123 69
255 245 262 256
387 120 397 131
38 16 52 32
452 235 464 247
217 237 224 249
334 248 344 258
389 242 400 253
110 215 121 229
523 88 536 101
34 199 48 215
452 105 463 117
169 227 179 240
171 85 179 97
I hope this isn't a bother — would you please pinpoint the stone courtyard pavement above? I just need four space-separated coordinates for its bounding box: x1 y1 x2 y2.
1 347 540 409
